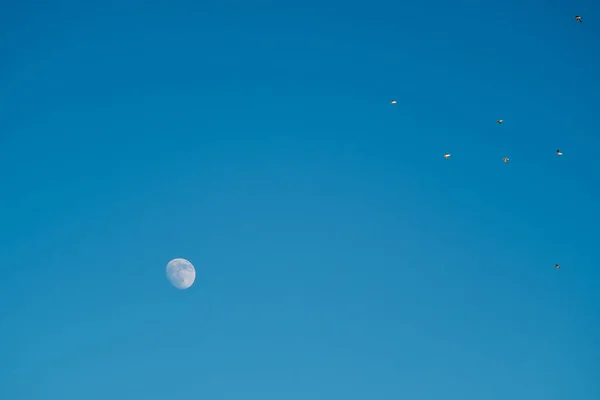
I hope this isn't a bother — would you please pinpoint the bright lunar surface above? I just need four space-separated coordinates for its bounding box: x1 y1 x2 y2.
166 258 196 289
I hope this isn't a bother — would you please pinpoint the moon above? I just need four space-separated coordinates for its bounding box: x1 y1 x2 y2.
166 258 196 289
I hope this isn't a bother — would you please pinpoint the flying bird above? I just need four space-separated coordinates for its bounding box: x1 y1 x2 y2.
557 150 563 156
502 157 510 163
575 15 582 23
444 153 451 159
497 119 503 124
390 100 397 104
555 264 561 269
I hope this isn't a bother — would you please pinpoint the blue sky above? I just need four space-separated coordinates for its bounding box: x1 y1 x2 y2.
1 0 599 398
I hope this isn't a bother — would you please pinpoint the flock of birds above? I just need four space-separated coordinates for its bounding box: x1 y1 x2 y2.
438 119 564 163
388 15 588 271
439 118 562 163
391 96 569 165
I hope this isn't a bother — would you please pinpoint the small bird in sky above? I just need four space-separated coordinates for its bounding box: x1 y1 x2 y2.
497 119 503 124
444 153 451 159
502 157 510 163
555 264 561 269
575 15 582 23
557 150 563 156
390 100 397 104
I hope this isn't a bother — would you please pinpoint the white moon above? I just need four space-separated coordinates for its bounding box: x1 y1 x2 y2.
166 258 196 289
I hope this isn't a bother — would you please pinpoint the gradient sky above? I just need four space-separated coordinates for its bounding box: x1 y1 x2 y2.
1 1 599 399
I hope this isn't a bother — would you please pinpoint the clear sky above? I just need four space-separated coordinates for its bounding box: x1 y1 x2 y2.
1 0 599 399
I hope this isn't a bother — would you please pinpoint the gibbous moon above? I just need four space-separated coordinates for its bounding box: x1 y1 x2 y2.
166 258 196 289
